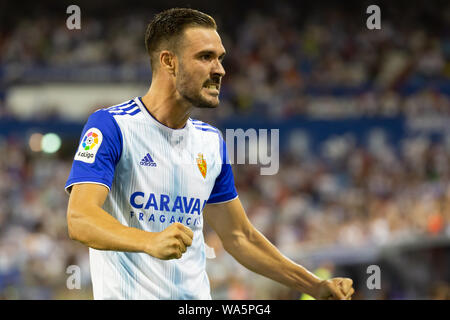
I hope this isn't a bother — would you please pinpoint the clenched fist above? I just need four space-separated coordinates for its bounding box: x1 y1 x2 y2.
314 278 355 300
145 223 194 260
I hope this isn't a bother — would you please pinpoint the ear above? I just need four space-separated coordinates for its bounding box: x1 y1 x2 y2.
159 50 177 76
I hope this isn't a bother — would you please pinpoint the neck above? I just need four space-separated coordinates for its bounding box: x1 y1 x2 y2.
141 77 192 130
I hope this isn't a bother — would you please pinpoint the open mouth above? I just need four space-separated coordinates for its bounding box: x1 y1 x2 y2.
203 83 220 94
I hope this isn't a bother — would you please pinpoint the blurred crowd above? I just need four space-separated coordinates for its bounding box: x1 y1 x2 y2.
232 136 450 251
0 2 449 120
205 130 450 299
0 137 92 299
0 128 449 299
0 1 449 299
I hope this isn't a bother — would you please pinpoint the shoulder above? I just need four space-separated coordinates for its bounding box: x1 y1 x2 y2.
189 118 221 136
102 99 142 117
87 98 143 129
85 108 120 132
83 102 135 143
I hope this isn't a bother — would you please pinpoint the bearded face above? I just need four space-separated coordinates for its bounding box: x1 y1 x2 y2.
176 62 222 109
174 27 226 109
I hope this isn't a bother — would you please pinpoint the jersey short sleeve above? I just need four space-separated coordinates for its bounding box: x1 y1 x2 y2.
206 133 238 204
65 109 123 194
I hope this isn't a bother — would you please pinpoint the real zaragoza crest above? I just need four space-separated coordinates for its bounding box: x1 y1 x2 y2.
197 153 207 178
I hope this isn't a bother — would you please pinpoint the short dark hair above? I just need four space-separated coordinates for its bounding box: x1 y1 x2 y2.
145 8 217 72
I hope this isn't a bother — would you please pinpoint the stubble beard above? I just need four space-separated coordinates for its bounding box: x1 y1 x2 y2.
176 66 219 109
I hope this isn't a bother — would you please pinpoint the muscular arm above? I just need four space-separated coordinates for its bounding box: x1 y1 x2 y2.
67 183 192 260
67 183 151 252
203 197 322 297
204 198 354 299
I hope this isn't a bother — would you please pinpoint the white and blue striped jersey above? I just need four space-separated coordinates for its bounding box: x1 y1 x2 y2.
65 97 238 300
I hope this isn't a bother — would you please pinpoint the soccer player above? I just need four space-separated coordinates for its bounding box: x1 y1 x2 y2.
65 8 354 300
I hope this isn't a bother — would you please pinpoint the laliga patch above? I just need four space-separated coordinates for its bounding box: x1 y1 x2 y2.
74 128 103 164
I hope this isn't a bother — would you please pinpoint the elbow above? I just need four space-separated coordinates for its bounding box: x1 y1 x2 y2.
67 222 78 242
66 207 86 242
222 227 253 253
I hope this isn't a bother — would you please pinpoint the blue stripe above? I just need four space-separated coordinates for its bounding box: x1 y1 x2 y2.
190 120 217 130
117 252 135 299
105 101 141 116
171 153 189 299
118 103 138 112
113 100 133 108
107 108 141 116
193 126 218 133
107 100 133 110
128 108 141 116
191 119 214 126
118 102 136 109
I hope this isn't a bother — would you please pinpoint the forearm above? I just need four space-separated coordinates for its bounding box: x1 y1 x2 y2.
223 227 321 296
67 205 152 253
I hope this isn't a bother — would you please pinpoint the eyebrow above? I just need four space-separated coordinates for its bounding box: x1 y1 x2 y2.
196 50 226 59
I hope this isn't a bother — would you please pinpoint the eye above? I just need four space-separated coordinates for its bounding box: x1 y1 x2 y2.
201 54 212 61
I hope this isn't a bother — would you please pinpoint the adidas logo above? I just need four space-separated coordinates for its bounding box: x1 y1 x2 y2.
140 153 157 167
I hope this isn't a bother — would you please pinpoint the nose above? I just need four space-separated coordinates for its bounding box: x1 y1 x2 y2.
212 59 225 78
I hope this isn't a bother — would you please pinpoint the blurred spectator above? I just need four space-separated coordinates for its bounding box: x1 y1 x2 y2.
1 2 449 120
0 1 449 299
